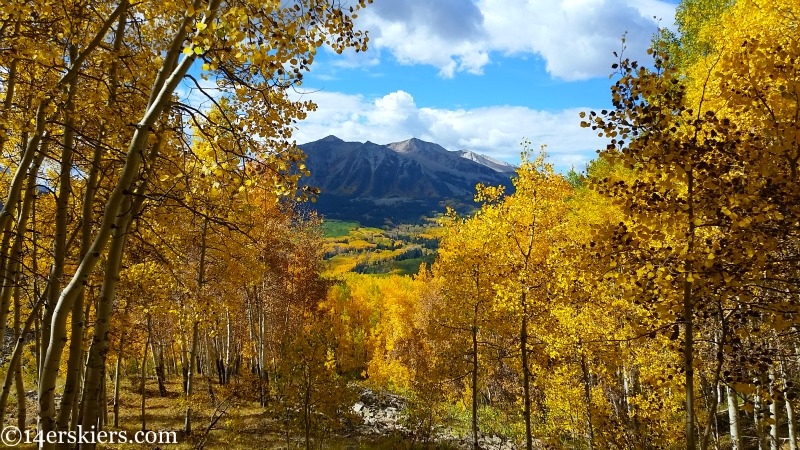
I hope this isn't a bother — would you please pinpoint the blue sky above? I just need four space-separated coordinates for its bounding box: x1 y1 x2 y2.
287 0 680 172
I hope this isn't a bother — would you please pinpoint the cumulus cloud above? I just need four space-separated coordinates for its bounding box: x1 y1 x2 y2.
291 90 605 171
358 0 489 77
356 0 675 80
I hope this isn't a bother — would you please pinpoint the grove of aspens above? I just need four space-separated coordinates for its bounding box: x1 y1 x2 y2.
0 0 798 449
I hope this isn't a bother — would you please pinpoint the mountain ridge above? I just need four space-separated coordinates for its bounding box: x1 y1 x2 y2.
298 136 515 226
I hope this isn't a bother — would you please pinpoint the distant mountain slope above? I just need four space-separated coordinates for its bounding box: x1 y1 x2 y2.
456 150 517 173
298 136 515 226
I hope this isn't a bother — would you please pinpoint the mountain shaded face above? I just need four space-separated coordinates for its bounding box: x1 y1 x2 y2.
298 136 515 226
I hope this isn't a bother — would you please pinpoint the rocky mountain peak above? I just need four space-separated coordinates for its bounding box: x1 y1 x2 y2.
320 134 344 142
298 136 515 225
457 150 517 173
386 137 450 155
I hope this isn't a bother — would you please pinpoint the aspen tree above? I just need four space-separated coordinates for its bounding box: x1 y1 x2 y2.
0 1 373 444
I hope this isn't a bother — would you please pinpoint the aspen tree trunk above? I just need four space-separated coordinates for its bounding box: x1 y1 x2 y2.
780 358 798 450
150 326 167 396
38 1 217 442
40 41 90 431
100 368 108 431
684 170 697 450
471 303 479 450
34 317 40 380
260 304 269 407
181 337 189 394
788 394 799 450
66 10 126 432
0 217 15 343
77 186 141 437
13 285 26 431
0 142 45 346
580 348 595 450
141 316 151 432
0 208 12 289
521 292 533 450
77 128 158 440
225 309 232 385
40 118 75 411
150 340 161 396
209 335 220 400
170 341 179 376
769 368 779 450
0 212 24 356
186 215 209 434
185 321 200 435
211 330 223 385
113 336 124 428
727 386 741 450
622 366 631 419
0 86 29 322
77 299 92 431
31 191 42 379
0 21 20 156
246 294 265 401
0 298 43 421
14 356 25 431
701 327 725 450
51 46 83 434
795 345 800 369
163 343 170 376
700 377 720 450
0 142 42 347
59 286 91 431
209 332 221 385
60 97 112 436
72 332 85 432
303 366 311 450
234 349 241 376
0 101 48 242
630 367 641 433
0 149 43 419
755 388 768 450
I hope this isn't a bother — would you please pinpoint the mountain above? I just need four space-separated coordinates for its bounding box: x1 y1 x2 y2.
298 136 515 226
456 150 517 173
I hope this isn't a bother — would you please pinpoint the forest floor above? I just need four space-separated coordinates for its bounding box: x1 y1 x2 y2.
7 375 763 449
7 377 462 449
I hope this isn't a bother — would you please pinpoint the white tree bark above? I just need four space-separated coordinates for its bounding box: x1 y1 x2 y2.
727 386 741 450
769 368 779 450
781 358 798 450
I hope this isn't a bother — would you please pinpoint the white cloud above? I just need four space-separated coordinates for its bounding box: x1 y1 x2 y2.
358 1 488 77
356 0 676 80
291 89 605 171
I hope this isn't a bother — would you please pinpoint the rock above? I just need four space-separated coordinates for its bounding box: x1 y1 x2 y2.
359 388 376 404
351 387 521 448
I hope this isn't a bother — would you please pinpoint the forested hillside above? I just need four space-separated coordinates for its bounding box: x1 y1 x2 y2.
320 220 439 276
0 0 799 449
